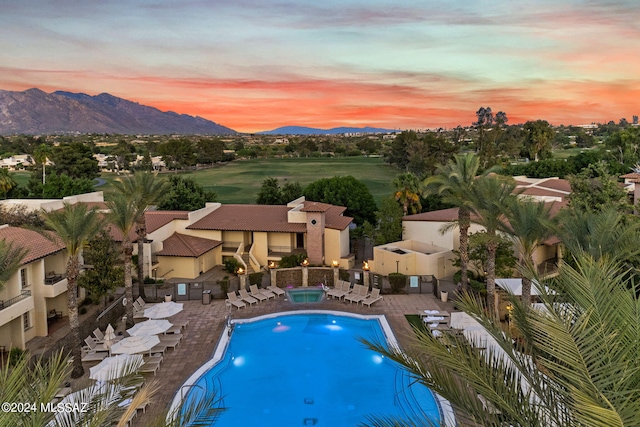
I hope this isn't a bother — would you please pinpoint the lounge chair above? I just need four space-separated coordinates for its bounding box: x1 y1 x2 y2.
172 319 189 330
81 351 107 363
327 280 349 299
238 289 259 305
83 337 109 353
227 292 247 309
159 335 181 350
149 342 168 355
139 355 163 375
251 285 275 300
267 283 285 297
135 297 158 309
93 328 105 342
345 285 369 304
362 288 383 307
248 286 268 302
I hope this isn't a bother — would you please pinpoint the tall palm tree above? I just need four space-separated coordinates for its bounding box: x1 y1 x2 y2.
0 239 29 291
393 172 422 215
33 143 52 186
111 172 168 299
423 153 482 292
364 254 640 427
468 174 516 319
107 194 138 329
501 197 553 306
41 203 104 378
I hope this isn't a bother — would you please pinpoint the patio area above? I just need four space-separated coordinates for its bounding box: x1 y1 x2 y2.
129 290 456 426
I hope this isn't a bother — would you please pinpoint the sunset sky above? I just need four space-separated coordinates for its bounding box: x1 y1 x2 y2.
1 0 639 133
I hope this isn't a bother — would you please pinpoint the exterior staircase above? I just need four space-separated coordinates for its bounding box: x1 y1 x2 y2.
241 252 255 274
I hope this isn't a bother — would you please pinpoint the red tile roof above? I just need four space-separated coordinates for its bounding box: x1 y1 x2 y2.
620 172 640 182
156 233 222 257
301 201 333 213
145 211 189 233
188 204 352 232
0 226 65 265
535 178 571 193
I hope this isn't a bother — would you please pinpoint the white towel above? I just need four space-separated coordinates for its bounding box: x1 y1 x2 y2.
428 322 439 328
424 316 444 322
424 310 440 314
431 330 442 338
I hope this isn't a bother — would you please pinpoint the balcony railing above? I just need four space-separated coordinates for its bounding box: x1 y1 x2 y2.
222 241 242 252
45 274 65 285
0 290 31 311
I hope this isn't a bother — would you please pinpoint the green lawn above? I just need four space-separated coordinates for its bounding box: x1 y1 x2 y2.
11 157 400 205
159 157 399 205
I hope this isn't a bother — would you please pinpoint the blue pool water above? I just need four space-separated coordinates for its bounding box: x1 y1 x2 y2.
180 312 442 426
287 288 325 303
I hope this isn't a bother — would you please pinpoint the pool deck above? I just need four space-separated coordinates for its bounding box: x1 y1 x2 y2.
128 291 456 426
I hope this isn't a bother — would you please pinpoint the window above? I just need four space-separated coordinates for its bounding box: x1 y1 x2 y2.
20 268 28 289
23 312 30 331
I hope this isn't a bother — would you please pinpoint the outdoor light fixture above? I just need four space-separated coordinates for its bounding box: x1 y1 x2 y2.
332 260 339 268
363 261 369 271
269 261 276 269
237 267 244 275
302 259 309 267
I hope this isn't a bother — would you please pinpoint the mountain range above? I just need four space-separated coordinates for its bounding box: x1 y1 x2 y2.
0 88 236 135
259 125 397 135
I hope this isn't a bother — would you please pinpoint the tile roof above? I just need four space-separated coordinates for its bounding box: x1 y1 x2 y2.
156 233 222 257
145 211 189 233
301 201 334 213
187 204 352 232
620 172 640 182
0 226 65 265
534 178 571 193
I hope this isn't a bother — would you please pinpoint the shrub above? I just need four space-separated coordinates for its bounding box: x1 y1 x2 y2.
219 276 230 295
388 273 407 294
279 252 307 268
8 347 27 367
143 276 158 284
79 307 87 315
249 272 264 286
224 258 241 274
339 269 350 281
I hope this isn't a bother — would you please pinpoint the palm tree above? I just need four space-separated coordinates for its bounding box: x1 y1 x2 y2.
0 350 220 426
107 194 138 329
33 143 52 185
41 203 104 378
0 168 17 199
393 172 422 215
423 153 483 292
0 239 29 291
468 174 516 319
111 172 168 299
364 253 640 427
501 197 553 306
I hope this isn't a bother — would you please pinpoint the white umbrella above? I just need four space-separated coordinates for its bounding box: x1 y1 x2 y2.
89 354 144 381
143 301 184 319
127 319 172 336
110 335 160 356
102 324 117 351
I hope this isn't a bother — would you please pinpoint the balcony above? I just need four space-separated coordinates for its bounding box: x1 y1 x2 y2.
0 291 34 326
42 275 68 298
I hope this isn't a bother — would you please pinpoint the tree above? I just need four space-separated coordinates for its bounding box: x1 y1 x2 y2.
281 181 303 203
468 174 517 319
78 230 123 307
256 177 283 205
604 126 640 166
501 197 554 305
362 197 404 246
50 142 100 179
157 175 217 211
303 175 377 225
474 106 495 166
523 120 554 161
0 239 28 291
196 138 225 164
423 153 484 292
453 231 517 282
392 173 422 215
0 168 17 199
41 203 104 378
405 132 457 177
157 139 197 169
385 130 418 170
112 172 169 299
42 174 94 198
364 254 640 427
567 162 632 213
107 194 138 329
32 143 52 185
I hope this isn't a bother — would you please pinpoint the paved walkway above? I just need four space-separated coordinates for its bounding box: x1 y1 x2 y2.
129 290 457 426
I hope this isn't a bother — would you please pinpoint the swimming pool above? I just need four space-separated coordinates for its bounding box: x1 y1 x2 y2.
174 311 451 426
287 288 324 303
